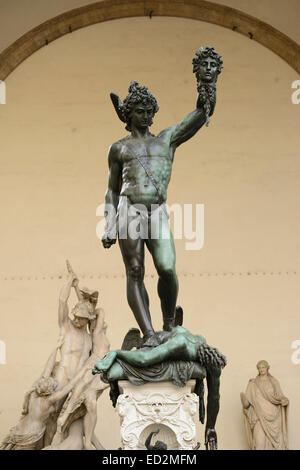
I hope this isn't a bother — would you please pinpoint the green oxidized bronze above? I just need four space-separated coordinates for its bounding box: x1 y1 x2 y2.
96 47 225 450
93 325 226 450
102 46 223 347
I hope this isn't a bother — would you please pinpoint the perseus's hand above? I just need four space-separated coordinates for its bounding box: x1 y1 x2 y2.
102 232 117 249
205 428 218 450
196 85 216 109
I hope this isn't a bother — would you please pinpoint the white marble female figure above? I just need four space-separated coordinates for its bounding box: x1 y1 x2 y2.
240 360 289 450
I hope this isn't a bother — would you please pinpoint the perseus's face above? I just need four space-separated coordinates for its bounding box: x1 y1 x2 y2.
130 103 154 130
199 57 218 83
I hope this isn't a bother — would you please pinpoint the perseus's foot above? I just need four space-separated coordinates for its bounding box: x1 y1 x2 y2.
163 320 175 332
92 351 117 374
143 333 159 348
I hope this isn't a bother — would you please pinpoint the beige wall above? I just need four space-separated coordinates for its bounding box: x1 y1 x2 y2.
0 15 300 449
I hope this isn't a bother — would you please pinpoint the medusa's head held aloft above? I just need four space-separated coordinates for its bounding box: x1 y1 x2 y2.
193 46 223 83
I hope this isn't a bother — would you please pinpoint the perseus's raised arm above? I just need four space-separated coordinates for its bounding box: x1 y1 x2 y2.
168 91 216 148
167 45 222 148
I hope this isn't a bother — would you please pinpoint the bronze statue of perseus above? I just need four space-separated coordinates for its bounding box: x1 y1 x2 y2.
102 47 223 347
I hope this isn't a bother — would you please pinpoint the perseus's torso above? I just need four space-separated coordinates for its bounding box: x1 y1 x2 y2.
118 134 174 208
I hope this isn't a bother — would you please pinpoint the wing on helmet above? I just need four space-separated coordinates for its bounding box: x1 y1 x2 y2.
110 92 126 123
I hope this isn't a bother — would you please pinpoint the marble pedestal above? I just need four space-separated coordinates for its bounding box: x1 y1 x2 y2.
117 380 198 450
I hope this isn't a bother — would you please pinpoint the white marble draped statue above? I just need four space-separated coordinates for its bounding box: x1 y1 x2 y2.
240 360 289 450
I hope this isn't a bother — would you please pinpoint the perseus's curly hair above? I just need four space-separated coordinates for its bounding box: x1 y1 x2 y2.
121 81 159 131
197 343 227 369
192 46 223 82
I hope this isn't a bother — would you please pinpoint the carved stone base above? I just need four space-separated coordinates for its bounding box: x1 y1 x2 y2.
117 380 198 450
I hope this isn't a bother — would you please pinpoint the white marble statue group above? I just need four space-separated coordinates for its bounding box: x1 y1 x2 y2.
0 261 110 450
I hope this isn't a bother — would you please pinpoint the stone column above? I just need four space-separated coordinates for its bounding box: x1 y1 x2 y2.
117 380 198 450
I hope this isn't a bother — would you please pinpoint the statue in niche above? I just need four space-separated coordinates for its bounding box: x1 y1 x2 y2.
143 428 200 451
102 47 223 348
145 429 167 450
240 360 289 450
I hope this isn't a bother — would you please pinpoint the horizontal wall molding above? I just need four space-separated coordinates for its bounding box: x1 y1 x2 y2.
0 271 298 281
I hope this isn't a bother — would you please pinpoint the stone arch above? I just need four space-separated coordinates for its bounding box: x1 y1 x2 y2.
0 0 299 80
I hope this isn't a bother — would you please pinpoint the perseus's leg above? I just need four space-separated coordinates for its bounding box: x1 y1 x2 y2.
147 211 178 331
119 233 157 344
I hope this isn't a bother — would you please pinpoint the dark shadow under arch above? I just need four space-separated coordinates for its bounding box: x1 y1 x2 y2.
0 0 299 80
